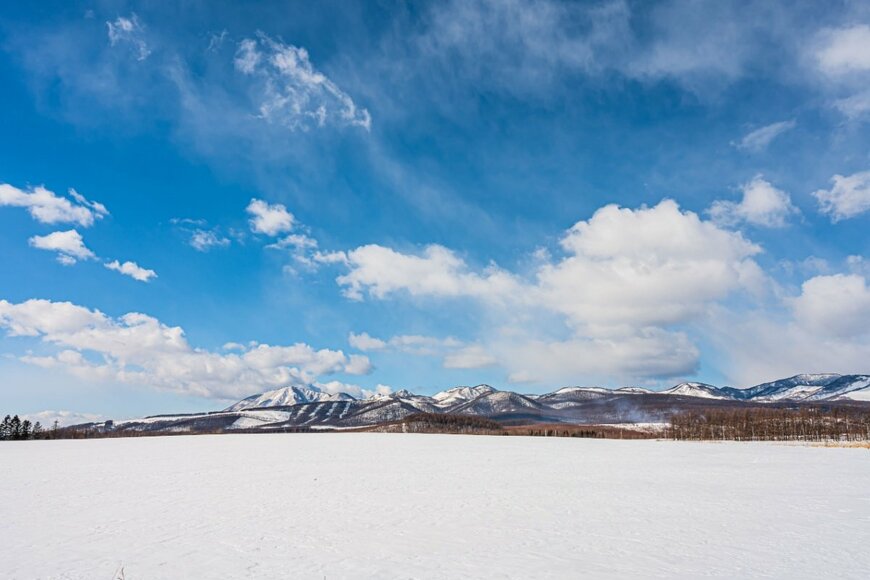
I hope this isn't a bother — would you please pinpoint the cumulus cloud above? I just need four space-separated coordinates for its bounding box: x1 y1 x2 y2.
28 230 96 265
0 183 108 227
813 171 870 222
106 14 150 61
789 274 870 338
348 332 387 351
337 200 766 382
337 244 523 302
537 200 764 331
709 272 870 386
246 198 295 236
234 34 371 131
104 260 157 283
0 298 373 400
708 176 798 228
734 120 796 152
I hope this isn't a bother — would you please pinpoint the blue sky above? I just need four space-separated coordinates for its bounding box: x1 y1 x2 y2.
1 0 869 422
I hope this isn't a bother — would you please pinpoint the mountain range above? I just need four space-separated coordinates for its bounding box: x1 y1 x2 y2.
92 373 870 435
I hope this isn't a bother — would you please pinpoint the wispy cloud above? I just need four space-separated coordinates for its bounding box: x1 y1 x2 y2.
733 120 796 152
106 14 150 61
189 229 231 252
234 34 371 131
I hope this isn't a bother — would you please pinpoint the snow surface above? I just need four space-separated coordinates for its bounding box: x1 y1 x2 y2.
2 434 870 579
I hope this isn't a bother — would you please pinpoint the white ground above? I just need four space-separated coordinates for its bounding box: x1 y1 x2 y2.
2 434 869 579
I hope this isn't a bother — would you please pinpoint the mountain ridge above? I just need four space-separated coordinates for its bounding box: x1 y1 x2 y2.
84 373 870 435
227 374 870 412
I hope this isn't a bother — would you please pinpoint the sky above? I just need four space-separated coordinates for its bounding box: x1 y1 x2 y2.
1 0 869 422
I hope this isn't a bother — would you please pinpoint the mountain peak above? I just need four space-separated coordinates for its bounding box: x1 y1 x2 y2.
663 382 728 399
224 385 355 412
432 384 496 406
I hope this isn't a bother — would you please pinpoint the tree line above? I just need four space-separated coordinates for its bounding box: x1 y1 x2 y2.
668 406 870 441
0 415 44 440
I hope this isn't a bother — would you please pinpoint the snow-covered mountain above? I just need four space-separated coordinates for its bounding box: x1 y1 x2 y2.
224 386 354 412
451 390 544 416
718 374 870 402
720 374 842 402
92 374 870 435
663 382 730 400
432 385 496 408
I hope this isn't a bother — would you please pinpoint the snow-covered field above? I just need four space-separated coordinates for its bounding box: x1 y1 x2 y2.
2 434 869 579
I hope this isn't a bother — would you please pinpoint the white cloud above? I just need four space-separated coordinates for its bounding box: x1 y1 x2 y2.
411 0 781 99
106 14 150 61
348 332 387 351
344 354 373 375
501 330 700 384
267 234 318 251
708 176 798 228
234 34 371 131
104 260 157 283
789 274 870 338
442 344 498 369
336 200 765 382
267 233 324 271
538 200 764 331
834 89 870 119
363 384 394 399
815 25 870 75
246 198 295 236
709 273 870 387
734 120 796 152
28 230 96 265
337 244 522 301
847 255 870 278
312 251 349 265
812 26 870 120
348 332 463 357
22 410 105 428
349 331 494 372
813 171 870 222
0 298 373 400
0 183 108 227
189 229 230 252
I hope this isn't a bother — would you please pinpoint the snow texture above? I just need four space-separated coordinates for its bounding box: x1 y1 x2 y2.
2 434 869 579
